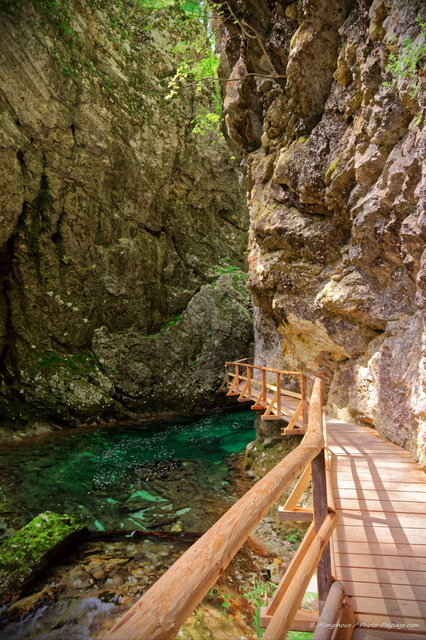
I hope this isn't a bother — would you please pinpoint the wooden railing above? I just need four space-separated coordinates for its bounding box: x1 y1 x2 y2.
224 359 313 433
104 376 354 640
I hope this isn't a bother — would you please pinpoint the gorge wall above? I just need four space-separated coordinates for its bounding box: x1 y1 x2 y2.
215 0 426 465
0 0 252 432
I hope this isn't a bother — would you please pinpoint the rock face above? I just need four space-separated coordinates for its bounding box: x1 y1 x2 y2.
0 0 251 427
92 274 253 415
214 0 426 465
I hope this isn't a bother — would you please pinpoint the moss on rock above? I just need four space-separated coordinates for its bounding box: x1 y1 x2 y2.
0 511 88 604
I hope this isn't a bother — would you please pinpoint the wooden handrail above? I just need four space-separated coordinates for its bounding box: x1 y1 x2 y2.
312 580 344 640
226 360 302 376
225 361 313 427
227 373 303 400
226 360 317 381
104 379 325 640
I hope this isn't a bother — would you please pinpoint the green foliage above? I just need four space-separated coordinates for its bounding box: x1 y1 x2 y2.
4 0 83 82
207 587 231 615
33 0 80 50
0 0 20 15
3 0 223 134
138 0 202 11
29 349 110 376
221 591 230 615
282 522 309 550
213 258 248 294
191 109 222 136
163 3 223 135
0 511 85 603
158 314 182 333
148 315 182 338
384 17 426 99
189 352 202 366
243 579 277 638
287 633 313 640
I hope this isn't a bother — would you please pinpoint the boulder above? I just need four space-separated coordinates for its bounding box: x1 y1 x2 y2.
0 511 88 604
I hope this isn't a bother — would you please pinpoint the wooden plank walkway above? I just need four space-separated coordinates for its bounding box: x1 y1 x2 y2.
224 361 426 636
326 416 426 636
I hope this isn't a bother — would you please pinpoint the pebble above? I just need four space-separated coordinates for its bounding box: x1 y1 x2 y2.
92 568 106 581
112 573 125 587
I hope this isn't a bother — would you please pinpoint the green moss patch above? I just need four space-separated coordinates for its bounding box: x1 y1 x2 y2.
0 511 88 604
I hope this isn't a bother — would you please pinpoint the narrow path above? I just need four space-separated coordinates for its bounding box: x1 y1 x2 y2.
326 417 426 635
225 361 426 636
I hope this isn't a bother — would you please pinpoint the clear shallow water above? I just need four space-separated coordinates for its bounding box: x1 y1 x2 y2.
0 411 256 535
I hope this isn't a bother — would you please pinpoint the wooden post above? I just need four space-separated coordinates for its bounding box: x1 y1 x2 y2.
312 580 355 640
301 374 309 430
235 364 239 391
312 450 332 608
276 372 281 416
247 366 252 397
334 602 356 640
311 379 332 609
312 581 345 640
261 368 266 402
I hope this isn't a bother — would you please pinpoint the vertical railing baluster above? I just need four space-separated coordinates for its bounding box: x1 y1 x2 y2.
301 374 309 430
261 368 266 403
247 366 252 398
235 364 240 392
276 372 281 417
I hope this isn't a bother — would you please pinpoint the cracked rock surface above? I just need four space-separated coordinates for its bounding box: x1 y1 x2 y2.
0 0 251 429
214 0 426 465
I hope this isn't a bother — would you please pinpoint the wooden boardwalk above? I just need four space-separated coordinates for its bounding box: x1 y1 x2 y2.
327 416 426 636
225 360 426 637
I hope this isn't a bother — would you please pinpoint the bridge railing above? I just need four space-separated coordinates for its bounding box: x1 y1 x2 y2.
104 376 352 640
224 359 315 432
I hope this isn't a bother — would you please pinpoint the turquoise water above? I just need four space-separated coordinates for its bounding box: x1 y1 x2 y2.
0 411 256 535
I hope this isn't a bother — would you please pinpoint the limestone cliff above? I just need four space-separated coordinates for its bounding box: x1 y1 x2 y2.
215 0 426 465
0 0 251 429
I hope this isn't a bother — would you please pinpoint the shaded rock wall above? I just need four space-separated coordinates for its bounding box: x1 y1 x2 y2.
0 0 251 428
214 0 426 465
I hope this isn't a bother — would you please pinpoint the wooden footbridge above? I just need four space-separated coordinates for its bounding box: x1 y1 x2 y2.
105 360 426 640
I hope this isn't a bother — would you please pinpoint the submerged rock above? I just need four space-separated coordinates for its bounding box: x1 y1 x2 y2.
0 511 88 604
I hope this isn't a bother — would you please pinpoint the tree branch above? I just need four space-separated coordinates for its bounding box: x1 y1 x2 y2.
215 0 281 77
144 72 285 93
123 0 139 28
